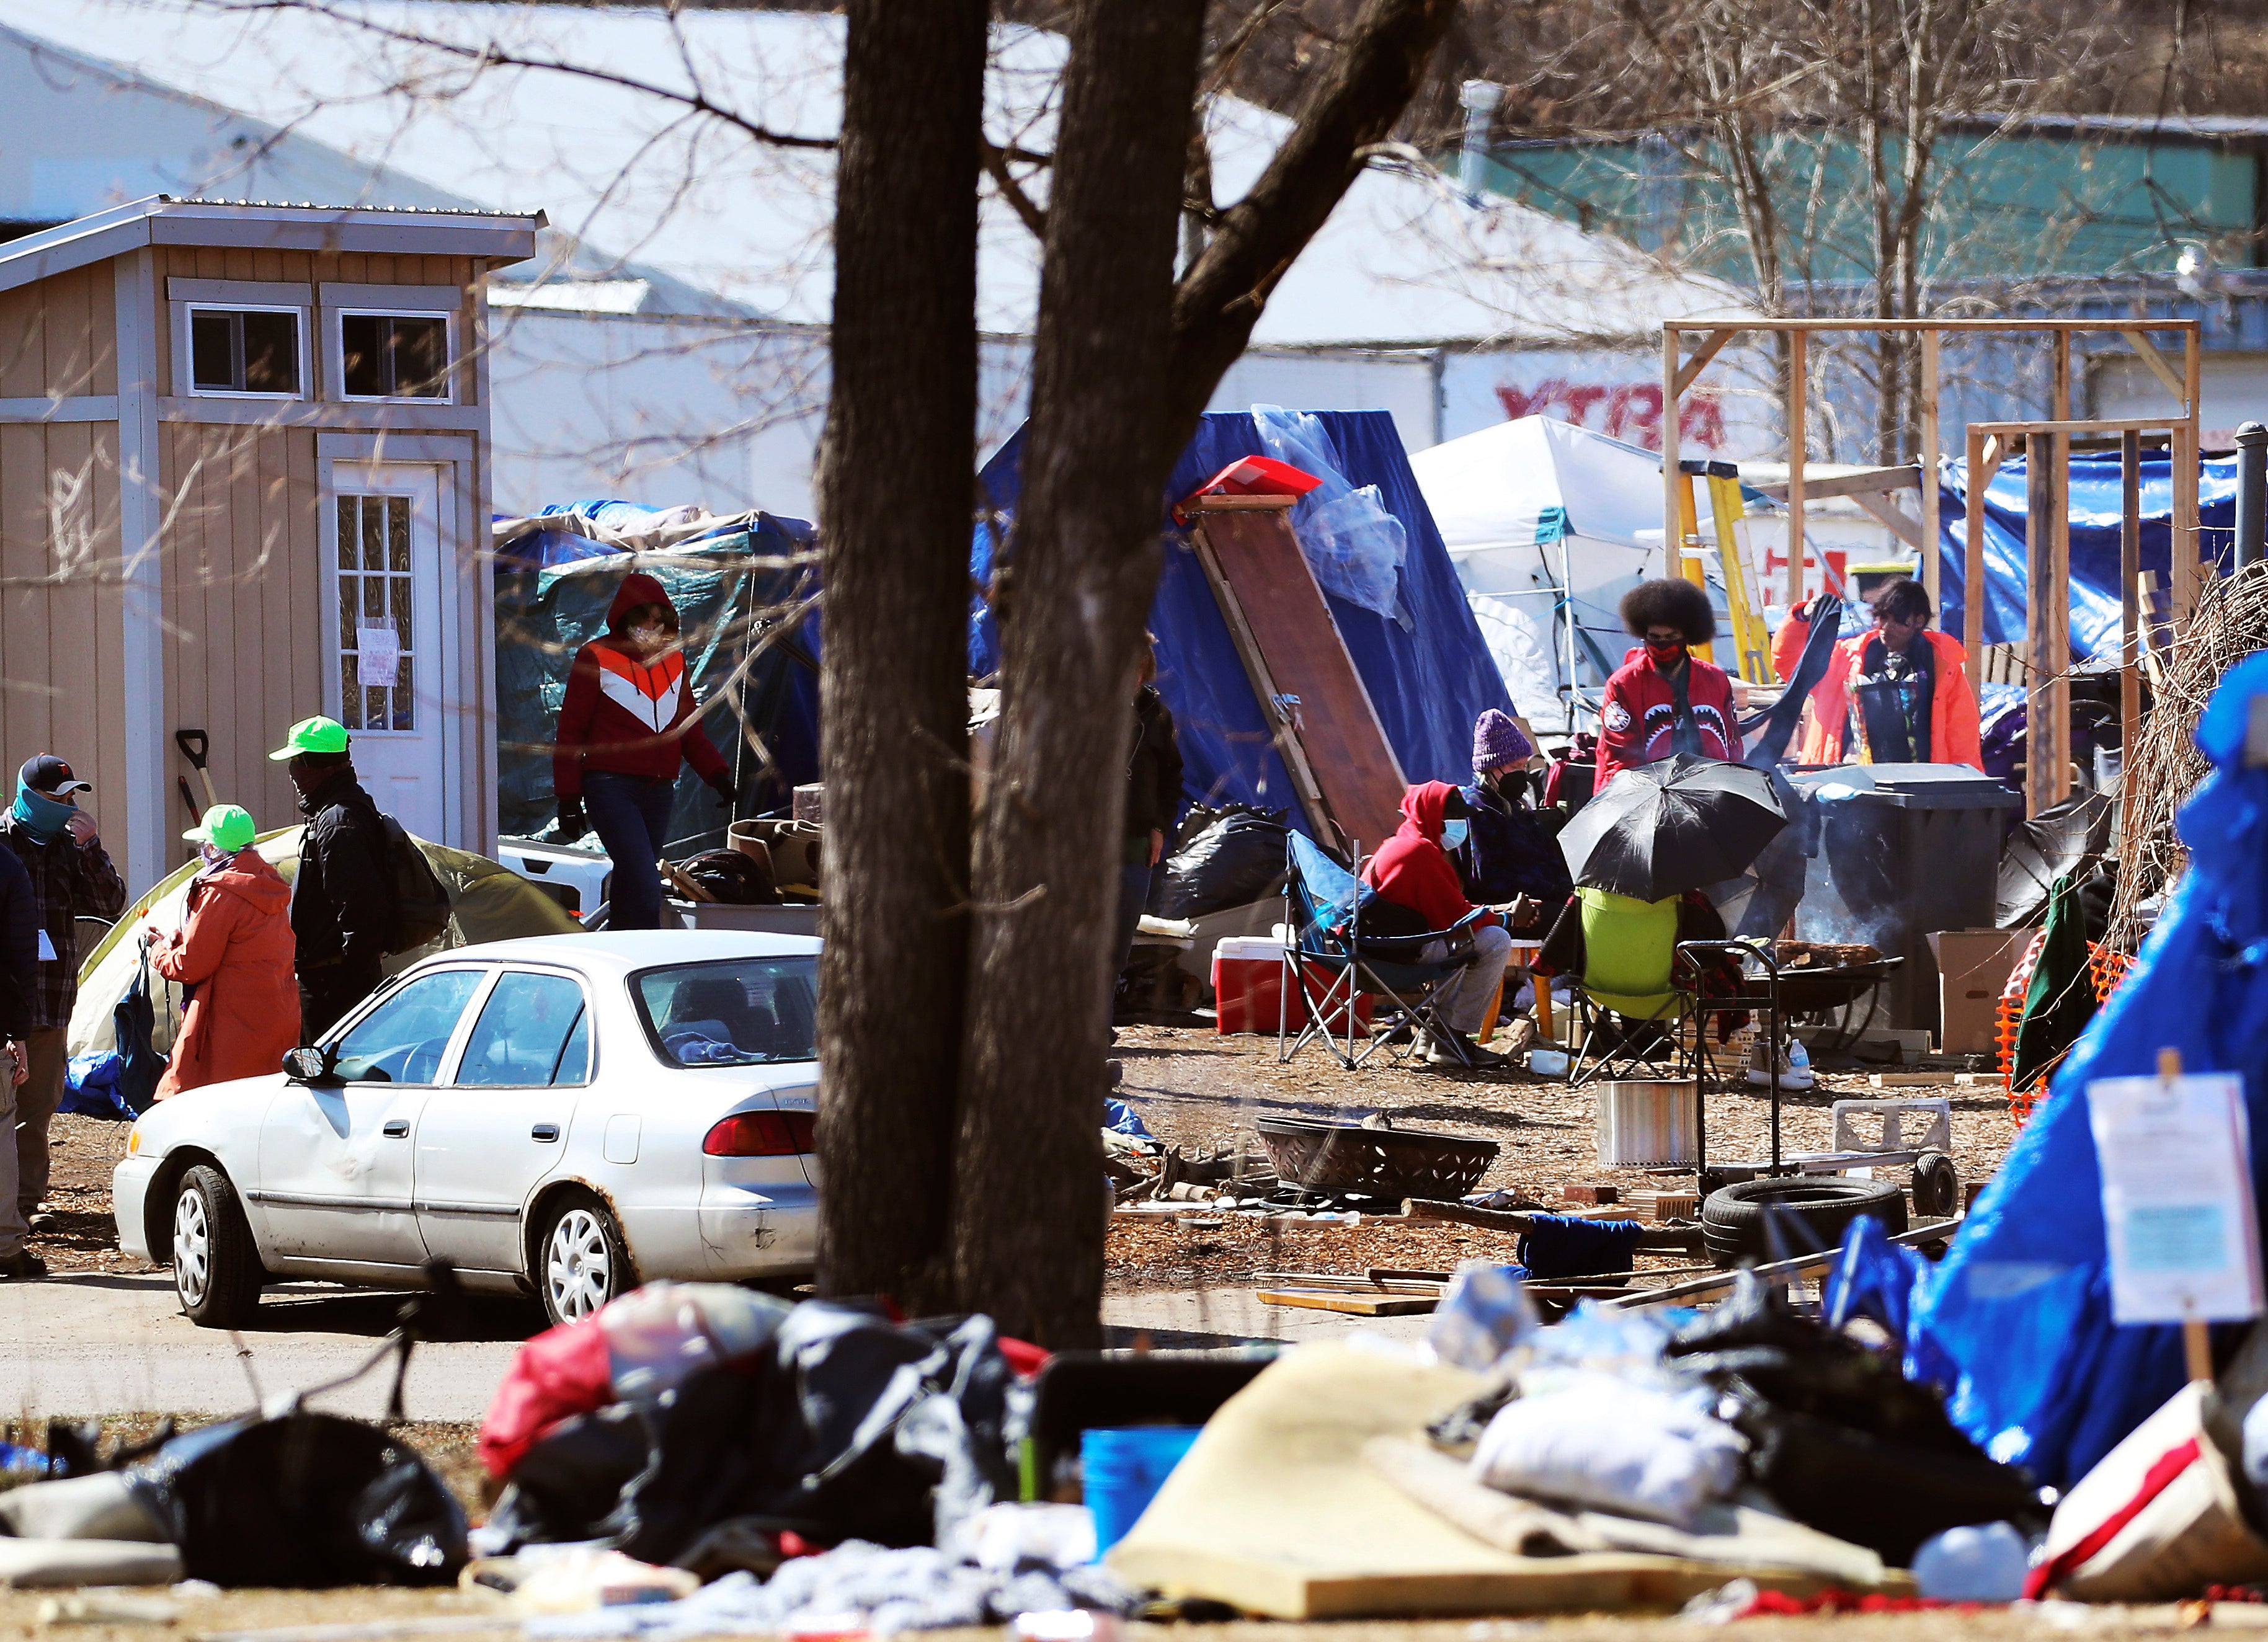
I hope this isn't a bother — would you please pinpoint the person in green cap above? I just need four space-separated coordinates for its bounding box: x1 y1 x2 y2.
146 805 299 1098
269 717 393 1038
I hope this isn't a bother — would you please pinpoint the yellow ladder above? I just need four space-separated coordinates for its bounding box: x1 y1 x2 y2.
1676 461 1772 682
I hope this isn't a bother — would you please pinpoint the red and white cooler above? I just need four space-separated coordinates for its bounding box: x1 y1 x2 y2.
1212 936 1372 1036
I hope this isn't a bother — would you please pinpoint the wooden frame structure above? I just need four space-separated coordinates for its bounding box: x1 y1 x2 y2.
1664 318 2202 815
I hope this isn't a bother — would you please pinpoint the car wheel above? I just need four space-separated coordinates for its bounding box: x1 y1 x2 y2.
173 1164 264 1328
536 1192 631 1326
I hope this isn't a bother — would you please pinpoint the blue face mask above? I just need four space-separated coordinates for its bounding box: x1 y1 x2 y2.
10 786 72 843
1440 817 1470 850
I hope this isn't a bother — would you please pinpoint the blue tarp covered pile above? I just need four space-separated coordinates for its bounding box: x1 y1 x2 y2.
1938 451 2238 665
493 511 820 841
1905 654 2268 1490
972 410 1514 830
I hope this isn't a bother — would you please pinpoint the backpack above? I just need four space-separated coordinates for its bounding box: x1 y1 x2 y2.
375 812 453 954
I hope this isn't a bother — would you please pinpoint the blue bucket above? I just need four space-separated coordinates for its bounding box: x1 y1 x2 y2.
1082 1426 1202 1553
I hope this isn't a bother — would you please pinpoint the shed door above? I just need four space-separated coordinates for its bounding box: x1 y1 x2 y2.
326 464 446 840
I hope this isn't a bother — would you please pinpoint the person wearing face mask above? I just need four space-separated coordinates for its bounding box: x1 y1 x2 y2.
552 572 735 931
1361 781 1513 1070
1771 577 1982 770
145 805 298 1099
270 717 395 1041
1596 578 1743 789
0 755 126 1238
1456 709 1573 912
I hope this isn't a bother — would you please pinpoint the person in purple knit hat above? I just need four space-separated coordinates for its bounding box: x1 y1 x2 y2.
1453 709 1573 912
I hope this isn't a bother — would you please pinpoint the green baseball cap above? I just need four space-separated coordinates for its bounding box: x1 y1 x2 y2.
184 804 257 853
268 716 349 761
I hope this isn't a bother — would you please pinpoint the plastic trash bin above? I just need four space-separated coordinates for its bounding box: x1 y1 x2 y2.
1790 763 2020 1037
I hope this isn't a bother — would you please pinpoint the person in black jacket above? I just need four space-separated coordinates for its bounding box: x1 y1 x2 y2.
0 844 39 1278
269 717 394 1040
1113 637 1185 1003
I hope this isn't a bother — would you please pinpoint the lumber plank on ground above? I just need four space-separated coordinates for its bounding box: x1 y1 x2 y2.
1256 1287 1439 1317
1403 1197 1703 1251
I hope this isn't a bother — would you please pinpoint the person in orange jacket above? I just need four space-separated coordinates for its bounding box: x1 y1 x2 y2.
1771 578 1982 770
146 805 301 1098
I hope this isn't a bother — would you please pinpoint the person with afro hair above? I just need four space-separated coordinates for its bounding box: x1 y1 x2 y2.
1596 577 1743 786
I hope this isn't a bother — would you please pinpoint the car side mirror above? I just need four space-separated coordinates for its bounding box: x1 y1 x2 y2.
283 1045 341 1085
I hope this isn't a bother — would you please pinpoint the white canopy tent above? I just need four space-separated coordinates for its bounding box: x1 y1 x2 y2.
1411 417 1685 732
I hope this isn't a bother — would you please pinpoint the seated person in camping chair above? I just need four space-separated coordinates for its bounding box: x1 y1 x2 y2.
1361 781 1515 1070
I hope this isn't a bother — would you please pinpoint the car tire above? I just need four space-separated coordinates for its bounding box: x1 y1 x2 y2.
1702 1175 1908 1269
172 1164 264 1328
535 1191 633 1326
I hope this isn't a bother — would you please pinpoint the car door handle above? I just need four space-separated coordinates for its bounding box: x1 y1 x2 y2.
381 1119 411 1138
531 1123 561 1143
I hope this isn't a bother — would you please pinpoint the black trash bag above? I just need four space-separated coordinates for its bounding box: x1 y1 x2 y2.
1153 805 1290 918
124 1412 466 1587
1668 1280 2043 1563
603 1302 1019 1564
484 1403 653 1551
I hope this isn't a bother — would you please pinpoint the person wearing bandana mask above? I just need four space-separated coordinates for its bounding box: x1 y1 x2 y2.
144 805 298 1099
1596 579 1743 789
552 572 736 930
0 753 126 1244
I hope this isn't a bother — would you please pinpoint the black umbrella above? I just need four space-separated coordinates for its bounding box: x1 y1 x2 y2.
1559 753 1788 902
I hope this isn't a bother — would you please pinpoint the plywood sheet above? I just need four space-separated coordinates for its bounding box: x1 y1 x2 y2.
1191 506 1407 852
1108 1342 1736 1620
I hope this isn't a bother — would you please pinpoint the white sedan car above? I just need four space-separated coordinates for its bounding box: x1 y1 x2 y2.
113 931 821 1328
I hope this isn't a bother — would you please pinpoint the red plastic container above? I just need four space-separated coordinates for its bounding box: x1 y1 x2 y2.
1212 937 1372 1036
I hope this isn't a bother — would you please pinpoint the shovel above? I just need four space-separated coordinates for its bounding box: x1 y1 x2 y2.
176 729 218 810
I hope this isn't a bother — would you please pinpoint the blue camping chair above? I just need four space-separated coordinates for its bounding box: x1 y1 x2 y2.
1278 832 1490 1071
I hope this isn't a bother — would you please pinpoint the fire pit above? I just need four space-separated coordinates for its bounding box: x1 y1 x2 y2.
1253 1117 1498 1201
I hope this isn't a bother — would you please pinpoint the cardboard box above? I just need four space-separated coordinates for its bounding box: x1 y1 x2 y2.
1929 928 2024 1055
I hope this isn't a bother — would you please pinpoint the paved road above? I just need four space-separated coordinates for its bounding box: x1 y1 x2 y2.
3 1274 1425 1420
2 1273 536 1421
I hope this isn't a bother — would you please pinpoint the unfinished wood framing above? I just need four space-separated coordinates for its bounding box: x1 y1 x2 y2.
1668 317 2200 804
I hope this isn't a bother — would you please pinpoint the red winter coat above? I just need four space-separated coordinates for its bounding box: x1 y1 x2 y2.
553 572 729 801
1361 781 1496 933
1596 646 1743 788
151 850 300 1099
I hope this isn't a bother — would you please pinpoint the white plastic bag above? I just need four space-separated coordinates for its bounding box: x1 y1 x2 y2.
1250 406 1407 620
1469 1374 1743 1528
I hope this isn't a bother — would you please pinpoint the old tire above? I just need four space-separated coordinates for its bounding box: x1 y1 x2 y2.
172 1164 265 1328
536 1192 633 1326
1702 1175 1908 1269
1911 1151 1960 1219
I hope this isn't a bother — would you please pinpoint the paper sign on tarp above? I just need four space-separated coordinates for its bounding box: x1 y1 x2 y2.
2088 1070 2265 1326
358 624 402 688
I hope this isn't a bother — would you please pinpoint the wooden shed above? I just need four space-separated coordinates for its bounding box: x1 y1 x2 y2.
0 196 540 894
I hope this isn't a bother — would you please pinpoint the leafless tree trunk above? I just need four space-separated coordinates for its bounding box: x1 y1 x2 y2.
952 0 1209 1349
951 0 1456 1344
814 0 987 1311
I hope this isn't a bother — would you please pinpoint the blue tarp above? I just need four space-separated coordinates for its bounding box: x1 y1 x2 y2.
972 410 1514 830
1909 653 2268 1489
1937 451 2238 664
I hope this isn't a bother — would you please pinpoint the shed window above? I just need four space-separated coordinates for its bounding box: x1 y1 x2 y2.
336 494 416 731
339 312 450 399
189 308 300 395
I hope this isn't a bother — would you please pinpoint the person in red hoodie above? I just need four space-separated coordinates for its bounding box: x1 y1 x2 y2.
553 572 735 930
146 804 300 1098
1596 578 1742 788
1361 781 1513 1070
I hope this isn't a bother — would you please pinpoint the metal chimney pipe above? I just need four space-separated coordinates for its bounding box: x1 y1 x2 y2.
2238 421 2267 572
1459 81 1503 200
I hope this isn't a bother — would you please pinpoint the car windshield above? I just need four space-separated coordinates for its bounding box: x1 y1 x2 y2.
634 956 819 1068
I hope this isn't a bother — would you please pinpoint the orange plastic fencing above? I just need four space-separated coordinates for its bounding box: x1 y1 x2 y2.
1998 936 2140 1126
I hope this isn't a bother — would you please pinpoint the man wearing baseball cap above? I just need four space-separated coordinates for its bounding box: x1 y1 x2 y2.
269 717 393 1038
0 754 126 1238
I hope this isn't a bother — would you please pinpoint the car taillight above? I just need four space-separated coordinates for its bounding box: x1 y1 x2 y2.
702 1110 816 1156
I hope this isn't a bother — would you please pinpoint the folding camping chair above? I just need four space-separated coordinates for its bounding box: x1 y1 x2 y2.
1567 887 1703 1088
1277 832 1490 1071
